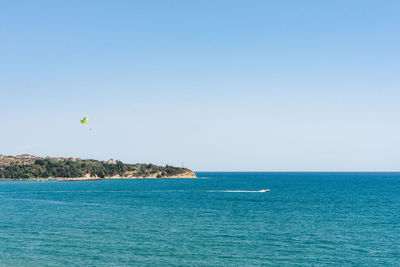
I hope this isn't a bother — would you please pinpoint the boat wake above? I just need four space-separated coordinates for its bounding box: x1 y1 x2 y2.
206 190 269 193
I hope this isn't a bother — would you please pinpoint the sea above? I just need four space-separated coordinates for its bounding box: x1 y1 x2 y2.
0 172 399 266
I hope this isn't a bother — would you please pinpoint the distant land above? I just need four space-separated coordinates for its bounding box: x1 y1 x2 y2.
0 154 197 181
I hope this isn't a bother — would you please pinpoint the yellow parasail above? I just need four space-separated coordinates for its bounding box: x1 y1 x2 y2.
80 117 89 124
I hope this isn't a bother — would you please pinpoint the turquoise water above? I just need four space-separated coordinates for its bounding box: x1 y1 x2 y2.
0 172 399 266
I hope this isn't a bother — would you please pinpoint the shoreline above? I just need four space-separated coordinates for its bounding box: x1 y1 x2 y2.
0 175 198 182
0 155 197 181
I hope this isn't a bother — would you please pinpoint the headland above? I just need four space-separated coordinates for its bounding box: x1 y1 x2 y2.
0 154 196 180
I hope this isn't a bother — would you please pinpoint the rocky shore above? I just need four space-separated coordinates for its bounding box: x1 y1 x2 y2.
0 171 197 182
0 154 197 181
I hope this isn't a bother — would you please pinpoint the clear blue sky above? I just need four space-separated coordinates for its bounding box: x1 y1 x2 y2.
1 0 399 171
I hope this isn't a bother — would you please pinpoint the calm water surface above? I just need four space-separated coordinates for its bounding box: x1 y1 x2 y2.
0 172 399 266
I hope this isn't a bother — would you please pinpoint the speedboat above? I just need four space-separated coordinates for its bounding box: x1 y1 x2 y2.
259 189 270 192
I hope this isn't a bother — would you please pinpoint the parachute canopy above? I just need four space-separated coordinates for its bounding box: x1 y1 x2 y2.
81 117 89 124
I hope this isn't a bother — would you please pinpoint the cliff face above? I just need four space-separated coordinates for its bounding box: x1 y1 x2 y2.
162 170 197 178
48 170 197 181
0 155 197 180
105 169 197 179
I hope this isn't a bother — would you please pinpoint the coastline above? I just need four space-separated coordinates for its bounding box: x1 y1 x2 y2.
0 154 197 181
0 171 197 181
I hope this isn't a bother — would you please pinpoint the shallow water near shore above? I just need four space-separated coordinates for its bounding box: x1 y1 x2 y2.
0 172 399 266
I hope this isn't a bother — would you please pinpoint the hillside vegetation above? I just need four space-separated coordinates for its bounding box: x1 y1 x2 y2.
0 158 193 179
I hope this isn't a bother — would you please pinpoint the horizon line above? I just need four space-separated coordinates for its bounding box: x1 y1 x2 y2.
194 171 400 173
